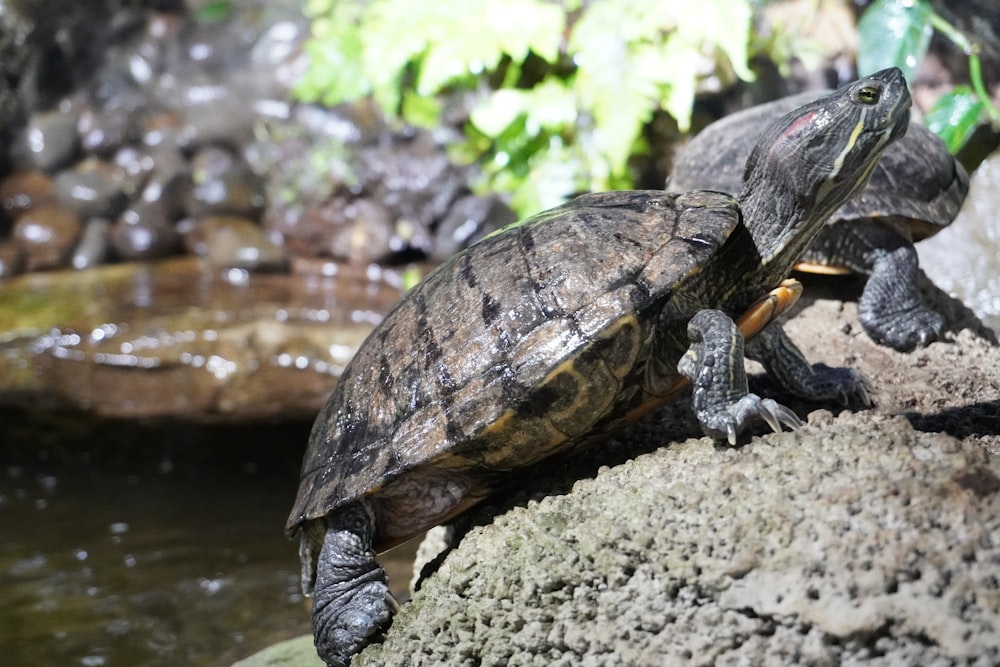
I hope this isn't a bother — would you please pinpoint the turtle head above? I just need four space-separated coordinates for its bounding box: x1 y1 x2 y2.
740 67 911 267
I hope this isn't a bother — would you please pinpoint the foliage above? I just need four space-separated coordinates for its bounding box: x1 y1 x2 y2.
858 0 1000 153
295 0 754 214
192 0 232 23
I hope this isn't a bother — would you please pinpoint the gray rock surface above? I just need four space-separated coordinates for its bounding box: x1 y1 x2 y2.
919 148 1000 334
356 418 998 667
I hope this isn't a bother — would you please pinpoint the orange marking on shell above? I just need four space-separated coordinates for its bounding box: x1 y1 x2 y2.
794 261 854 276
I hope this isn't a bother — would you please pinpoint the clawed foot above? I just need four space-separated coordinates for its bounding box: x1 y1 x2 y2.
798 363 874 406
697 392 802 445
313 579 399 667
860 303 944 352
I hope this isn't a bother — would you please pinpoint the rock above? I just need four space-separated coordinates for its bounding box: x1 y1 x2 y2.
77 106 142 155
0 256 407 421
20 100 82 171
0 169 56 217
111 201 182 260
430 193 517 261
71 217 113 269
360 412 999 667
187 145 264 217
12 203 82 271
53 156 130 220
232 635 322 667
185 214 288 271
0 241 25 279
919 148 1000 333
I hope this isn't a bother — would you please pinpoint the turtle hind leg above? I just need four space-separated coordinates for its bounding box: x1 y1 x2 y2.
310 502 399 667
679 309 802 445
745 320 873 407
859 245 944 351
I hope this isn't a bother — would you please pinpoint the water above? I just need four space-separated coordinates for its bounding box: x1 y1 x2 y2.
0 417 417 667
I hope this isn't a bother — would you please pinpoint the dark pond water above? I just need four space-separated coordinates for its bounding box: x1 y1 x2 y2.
0 416 417 667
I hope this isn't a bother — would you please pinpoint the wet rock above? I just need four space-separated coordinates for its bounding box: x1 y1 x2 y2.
20 100 82 171
12 204 82 271
141 110 187 150
322 196 396 264
175 81 259 148
0 256 407 421
187 145 264 217
0 170 56 218
53 157 130 220
77 106 142 155
111 202 182 261
110 145 155 196
249 17 309 80
254 104 482 266
72 218 113 269
131 11 186 86
185 215 287 271
364 129 467 244
137 146 192 219
0 242 25 279
431 194 517 261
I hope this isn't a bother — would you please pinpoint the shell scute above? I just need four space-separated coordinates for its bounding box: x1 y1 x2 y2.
287 190 743 542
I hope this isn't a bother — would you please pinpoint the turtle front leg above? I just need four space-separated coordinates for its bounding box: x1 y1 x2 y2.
308 502 399 667
859 243 944 351
679 309 801 445
744 321 873 406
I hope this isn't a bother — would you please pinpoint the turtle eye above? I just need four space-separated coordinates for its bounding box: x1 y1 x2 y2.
856 85 881 105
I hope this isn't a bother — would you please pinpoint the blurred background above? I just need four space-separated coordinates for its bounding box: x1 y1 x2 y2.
0 1 997 665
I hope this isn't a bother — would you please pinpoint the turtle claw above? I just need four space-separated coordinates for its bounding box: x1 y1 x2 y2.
759 398 803 434
699 393 803 445
809 363 874 406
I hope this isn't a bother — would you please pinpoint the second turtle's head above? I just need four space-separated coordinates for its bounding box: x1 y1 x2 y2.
740 67 911 261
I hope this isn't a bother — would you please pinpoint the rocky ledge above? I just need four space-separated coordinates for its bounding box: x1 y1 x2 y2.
235 288 999 666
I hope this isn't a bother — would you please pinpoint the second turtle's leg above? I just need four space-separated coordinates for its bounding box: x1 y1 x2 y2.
859 244 944 351
803 222 944 351
310 501 399 667
744 321 873 406
679 309 801 445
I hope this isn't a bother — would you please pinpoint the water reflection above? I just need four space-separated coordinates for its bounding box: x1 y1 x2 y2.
0 416 416 666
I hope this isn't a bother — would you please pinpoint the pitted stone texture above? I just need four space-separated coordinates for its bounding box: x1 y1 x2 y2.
356 413 1000 667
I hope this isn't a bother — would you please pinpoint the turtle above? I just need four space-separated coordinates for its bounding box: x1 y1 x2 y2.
668 88 969 352
287 68 911 667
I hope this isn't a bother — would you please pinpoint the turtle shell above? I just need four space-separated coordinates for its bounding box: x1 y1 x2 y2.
669 90 968 251
287 189 791 550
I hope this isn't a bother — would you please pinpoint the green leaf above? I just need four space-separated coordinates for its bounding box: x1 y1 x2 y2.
569 1 674 174
470 81 578 138
293 2 369 106
193 0 231 23
924 87 985 152
857 0 933 81
672 0 754 82
401 91 443 129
